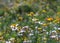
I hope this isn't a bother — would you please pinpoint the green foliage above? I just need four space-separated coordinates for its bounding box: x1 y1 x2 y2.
18 5 38 14
0 9 4 16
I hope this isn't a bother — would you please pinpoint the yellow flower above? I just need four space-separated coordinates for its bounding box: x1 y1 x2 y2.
27 14 31 16
43 37 47 41
38 28 42 31
18 16 23 21
53 17 60 23
42 10 46 13
27 12 34 16
30 12 34 15
46 17 53 21
57 18 60 21
0 32 3 36
17 26 21 32
23 37 28 41
17 14 20 17
56 30 60 33
38 28 42 30
46 4 49 9
11 24 16 27
53 20 59 23
0 36 3 40
42 23 48 26
32 18 39 21
57 12 60 14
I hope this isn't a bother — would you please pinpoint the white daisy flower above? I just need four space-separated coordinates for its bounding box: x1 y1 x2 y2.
10 24 18 31
11 27 17 31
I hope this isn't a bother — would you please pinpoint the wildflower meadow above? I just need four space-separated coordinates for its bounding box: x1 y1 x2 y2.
0 0 60 43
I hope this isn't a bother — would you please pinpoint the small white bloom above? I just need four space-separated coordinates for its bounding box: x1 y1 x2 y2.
54 27 57 30
17 31 24 36
35 26 38 29
58 28 60 30
35 21 43 25
46 32 49 35
32 18 38 22
50 35 57 39
16 24 19 26
10 25 14 28
42 37 47 40
20 29 25 33
32 19 35 21
38 21 43 24
29 33 34 36
43 29 46 31
23 40 32 43
6 41 11 43
51 30 56 33
50 30 57 35
9 38 15 41
22 26 29 29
